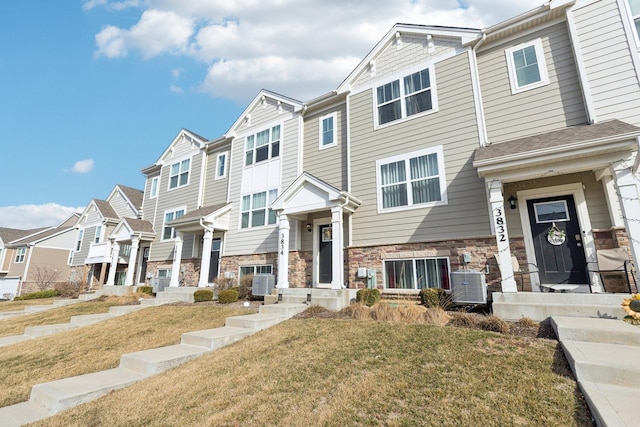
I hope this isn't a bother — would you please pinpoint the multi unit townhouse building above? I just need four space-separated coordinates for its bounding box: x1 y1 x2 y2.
44 0 640 300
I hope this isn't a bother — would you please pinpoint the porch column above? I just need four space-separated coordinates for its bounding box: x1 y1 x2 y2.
106 241 119 286
276 214 290 288
487 179 518 292
331 206 344 289
170 232 183 287
198 228 214 287
124 237 139 286
613 157 640 271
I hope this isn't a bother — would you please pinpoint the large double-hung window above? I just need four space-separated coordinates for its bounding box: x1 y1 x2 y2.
376 146 446 212
385 258 450 290
245 125 280 166
241 190 278 229
376 67 434 126
169 158 190 189
162 208 185 240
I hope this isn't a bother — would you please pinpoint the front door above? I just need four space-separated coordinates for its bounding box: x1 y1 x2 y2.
527 195 588 284
318 225 333 284
208 238 221 282
139 247 149 283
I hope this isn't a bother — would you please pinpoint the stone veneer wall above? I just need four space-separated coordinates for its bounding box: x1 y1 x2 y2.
146 259 200 287
219 251 312 288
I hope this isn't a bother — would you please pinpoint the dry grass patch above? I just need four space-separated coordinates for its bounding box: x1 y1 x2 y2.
33 319 592 427
0 305 254 407
0 298 58 313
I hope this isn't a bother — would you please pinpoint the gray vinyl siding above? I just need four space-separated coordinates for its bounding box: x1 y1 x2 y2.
141 173 160 227
203 147 231 206
478 22 588 143
224 100 301 256
73 226 92 266
109 190 137 219
303 103 348 189
574 0 640 126
349 52 490 247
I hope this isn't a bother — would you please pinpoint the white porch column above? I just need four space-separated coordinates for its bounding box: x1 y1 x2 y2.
124 237 140 286
487 179 518 292
106 241 119 286
276 214 290 288
170 232 184 287
613 158 640 271
331 206 344 289
198 228 214 287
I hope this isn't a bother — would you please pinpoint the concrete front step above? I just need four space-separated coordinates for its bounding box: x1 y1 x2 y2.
52 299 83 307
23 323 78 338
181 326 254 350
493 301 625 321
29 368 149 414
156 288 198 303
24 305 53 313
311 297 344 311
561 340 640 388
225 313 287 330
552 316 640 346
108 305 146 315
139 297 180 307
0 334 32 347
0 311 27 320
259 303 307 317
492 292 629 305
70 313 118 326
579 381 637 427
119 344 209 376
0 401 53 427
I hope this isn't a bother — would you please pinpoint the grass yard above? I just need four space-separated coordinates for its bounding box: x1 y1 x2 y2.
0 304 255 407
0 298 59 312
29 318 593 427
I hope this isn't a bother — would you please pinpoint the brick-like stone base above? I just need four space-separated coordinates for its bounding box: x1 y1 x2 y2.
219 251 312 288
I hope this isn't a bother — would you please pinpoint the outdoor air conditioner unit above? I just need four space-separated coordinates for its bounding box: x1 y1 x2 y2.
450 270 487 305
252 275 275 297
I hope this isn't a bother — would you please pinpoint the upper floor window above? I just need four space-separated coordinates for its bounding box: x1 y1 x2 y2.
628 1 640 38
150 176 159 198
245 125 280 166
169 158 190 189
376 68 435 126
162 207 185 240
505 38 549 94
376 145 447 213
241 190 278 229
76 229 84 251
216 152 228 179
15 247 26 263
94 225 103 244
319 113 337 149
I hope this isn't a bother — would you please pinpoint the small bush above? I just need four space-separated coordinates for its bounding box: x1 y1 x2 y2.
136 286 153 295
356 288 381 307
54 281 83 298
218 289 239 304
419 288 452 308
514 316 538 329
478 315 510 334
346 303 372 320
423 307 451 326
194 289 214 303
448 312 482 329
370 301 401 322
14 289 59 300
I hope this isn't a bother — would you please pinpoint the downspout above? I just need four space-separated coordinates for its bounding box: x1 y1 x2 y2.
470 32 489 147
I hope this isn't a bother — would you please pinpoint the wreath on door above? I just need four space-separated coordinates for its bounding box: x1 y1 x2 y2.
547 222 566 246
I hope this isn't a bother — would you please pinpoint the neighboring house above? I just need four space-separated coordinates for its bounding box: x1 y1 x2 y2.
134 0 640 296
70 184 153 288
0 227 47 298
1 214 80 296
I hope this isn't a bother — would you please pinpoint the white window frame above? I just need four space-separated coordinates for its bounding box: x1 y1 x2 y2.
215 152 228 179
94 225 103 244
15 247 26 263
68 250 74 265
76 229 84 251
373 65 438 128
168 158 191 190
375 145 447 214
244 125 281 167
319 112 337 150
162 207 186 241
239 265 273 279
150 176 159 198
383 257 451 290
240 190 278 229
505 38 549 94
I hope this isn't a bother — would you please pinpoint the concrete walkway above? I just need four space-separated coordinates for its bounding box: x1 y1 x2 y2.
552 315 640 427
0 295 94 321
0 302 308 426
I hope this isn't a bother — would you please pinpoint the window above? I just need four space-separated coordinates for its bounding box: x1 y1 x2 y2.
241 190 278 229
76 229 84 251
376 67 434 126
319 113 337 149
150 176 159 198
162 208 185 240
94 225 103 244
533 200 570 223
505 39 549 94
158 269 172 279
384 258 450 290
168 158 190 189
15 247 26 263
628 1 640 39
239 265 273 279
376 146 446 212
68 250 74 265
216 152 228 179
245 125 281 166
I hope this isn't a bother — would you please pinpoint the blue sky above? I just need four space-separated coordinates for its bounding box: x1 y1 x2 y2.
0 0 541 229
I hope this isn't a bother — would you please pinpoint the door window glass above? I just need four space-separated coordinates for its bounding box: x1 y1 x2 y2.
533 200 569 223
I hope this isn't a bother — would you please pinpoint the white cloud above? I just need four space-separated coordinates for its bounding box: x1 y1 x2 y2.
83 0 142 12
68 159 95 174
170 84 184 94
0 204 83 230
90 0 544 101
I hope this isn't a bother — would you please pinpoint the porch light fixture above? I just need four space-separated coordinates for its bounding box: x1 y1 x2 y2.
508 195 517 210
306 223 312 232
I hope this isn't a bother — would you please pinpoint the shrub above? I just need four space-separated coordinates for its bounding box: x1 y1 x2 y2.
370 301 401 322
54 281 83 298
136 286 153 295
478 315 510 334
218 289 239 304
356 288 381 307
423 307 451 326
419 288 452 308
14 289 59 300
194 289 214 303
399 304 427 323
346 302 372 320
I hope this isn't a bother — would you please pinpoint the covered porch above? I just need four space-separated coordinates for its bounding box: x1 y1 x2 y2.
105 218 155 287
